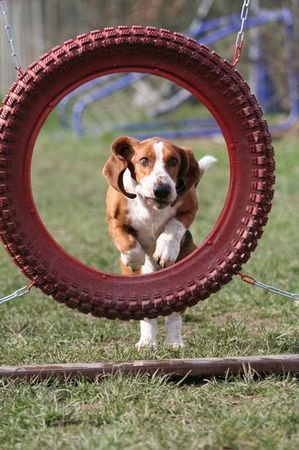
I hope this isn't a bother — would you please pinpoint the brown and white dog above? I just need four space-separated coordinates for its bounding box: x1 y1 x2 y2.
103 136 216 349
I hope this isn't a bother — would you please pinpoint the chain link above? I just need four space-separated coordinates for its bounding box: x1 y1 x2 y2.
239 273 299 302
0 284 34 306
0 0 23 75
232 0 251 66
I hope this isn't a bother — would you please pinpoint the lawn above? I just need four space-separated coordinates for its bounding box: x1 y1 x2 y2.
0 111 299 449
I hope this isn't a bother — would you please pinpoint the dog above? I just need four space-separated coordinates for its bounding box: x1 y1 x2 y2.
103 136 216 349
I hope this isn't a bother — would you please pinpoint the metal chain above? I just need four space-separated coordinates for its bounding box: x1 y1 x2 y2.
0 0 23 75
239 273 299 303
0 1 33 306
0 283 34 306
232 0 251 66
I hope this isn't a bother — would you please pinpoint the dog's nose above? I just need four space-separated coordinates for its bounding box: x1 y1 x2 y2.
153 183 171 200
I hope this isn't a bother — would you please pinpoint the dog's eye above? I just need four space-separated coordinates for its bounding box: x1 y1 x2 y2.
168 158 178 167
140 157 150 167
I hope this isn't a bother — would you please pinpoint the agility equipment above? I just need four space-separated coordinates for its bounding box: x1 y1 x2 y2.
0 26 275 319
1 355 299 381
63 8 297 139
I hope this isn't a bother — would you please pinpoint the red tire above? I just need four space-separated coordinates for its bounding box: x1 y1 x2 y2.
0 27 275 320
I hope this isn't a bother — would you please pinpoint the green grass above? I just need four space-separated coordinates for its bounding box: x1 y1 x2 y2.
0 114 299 449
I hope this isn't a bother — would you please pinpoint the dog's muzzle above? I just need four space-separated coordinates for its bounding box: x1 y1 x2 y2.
153 183 171 200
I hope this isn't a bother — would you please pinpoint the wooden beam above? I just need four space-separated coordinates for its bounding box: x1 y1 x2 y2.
1 355 299 381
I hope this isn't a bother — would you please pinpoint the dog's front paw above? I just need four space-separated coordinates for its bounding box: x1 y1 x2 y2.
153 234 180 268
121 242 145 271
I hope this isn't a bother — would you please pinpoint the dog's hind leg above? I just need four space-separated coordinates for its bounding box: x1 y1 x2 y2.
164 312 184 349
135 318 158 351
135 256 158 350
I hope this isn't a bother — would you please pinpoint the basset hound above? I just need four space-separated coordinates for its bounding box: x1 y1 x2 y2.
103 136 216 349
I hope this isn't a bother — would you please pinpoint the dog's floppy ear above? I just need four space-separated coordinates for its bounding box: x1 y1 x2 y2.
103 136 139 199
176 147 201 195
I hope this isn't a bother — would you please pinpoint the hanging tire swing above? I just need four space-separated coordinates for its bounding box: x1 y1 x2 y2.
0 27 275 320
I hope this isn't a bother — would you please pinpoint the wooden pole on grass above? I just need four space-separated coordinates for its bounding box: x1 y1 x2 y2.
1 355 299 382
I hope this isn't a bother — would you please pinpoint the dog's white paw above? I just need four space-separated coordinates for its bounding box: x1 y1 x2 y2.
121 242 145 271
136 319 157 350
164 312 183 349
153 233 180 268
164 339 184 349
135 337 158 351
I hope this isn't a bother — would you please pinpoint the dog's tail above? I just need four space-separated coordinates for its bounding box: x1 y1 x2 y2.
198 155 217 180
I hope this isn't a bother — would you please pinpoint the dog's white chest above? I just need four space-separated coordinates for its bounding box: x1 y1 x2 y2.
127 197 175 255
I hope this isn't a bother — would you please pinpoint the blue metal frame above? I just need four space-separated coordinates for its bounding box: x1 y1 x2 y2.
71 73 147 135
61 8 298 139
57 75 115 128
